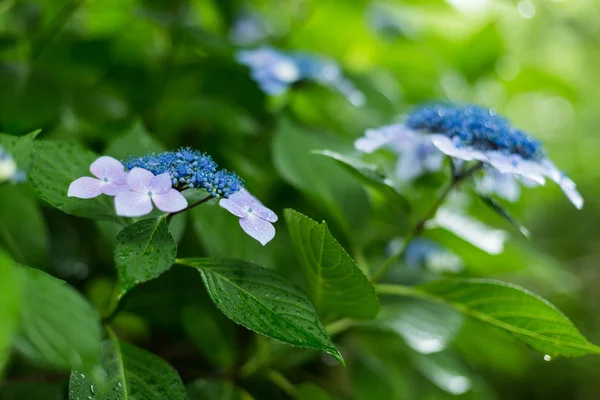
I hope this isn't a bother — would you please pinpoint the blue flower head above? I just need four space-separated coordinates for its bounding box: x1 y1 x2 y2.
355 102 583 209
405 104 545 160
237 46 365 106
123 148 244 198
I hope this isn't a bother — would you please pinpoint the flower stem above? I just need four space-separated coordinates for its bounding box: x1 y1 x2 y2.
167 194 212 223
371 161 483 283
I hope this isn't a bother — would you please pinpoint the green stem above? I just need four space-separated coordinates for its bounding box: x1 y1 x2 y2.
325 318 354 337
167 195 212 223
265 369 298 399
371 162 482 283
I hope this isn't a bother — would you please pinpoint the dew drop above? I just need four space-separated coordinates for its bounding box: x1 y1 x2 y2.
543 354 552 362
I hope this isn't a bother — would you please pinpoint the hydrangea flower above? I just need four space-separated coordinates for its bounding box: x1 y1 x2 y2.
356 124 444 182
114 168 188 217
123 148 243 198
68 156 128 198
237 46 365 106
355 103 583 209
0 146 22 183
219 188 278 245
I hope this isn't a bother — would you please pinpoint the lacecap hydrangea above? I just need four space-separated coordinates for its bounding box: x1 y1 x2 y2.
0 145 24 183
355 103 583 209
123 148 244 198
68 148 278 245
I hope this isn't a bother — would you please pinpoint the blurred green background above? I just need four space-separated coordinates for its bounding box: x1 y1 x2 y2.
1 0 600 399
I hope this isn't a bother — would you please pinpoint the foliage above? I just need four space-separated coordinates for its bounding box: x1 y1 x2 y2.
1 0 600 399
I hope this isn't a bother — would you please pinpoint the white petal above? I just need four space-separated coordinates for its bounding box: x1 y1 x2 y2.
485 152 546 185
239 214 276 245
149 173 173 194
219 197 248 218
152 189 188 213
558 176 584 210
68 177 104 199
430 134 488 162
394 147 426 182
101 182 128 197
355 125 404 153
114 190 153 217
126 168 154 193
476 170 521 203
90 156 126 183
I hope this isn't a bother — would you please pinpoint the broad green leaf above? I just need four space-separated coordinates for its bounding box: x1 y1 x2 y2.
0 130 41 172
0 252 21 375
272 120 369 236
312 149 410 212
284 209 379 319
105 120 165 160
69 336 186 400
0 186 48 266
15 266 101 370
375 300 463 354
378 279 600 357
179 258 343 364
29 141 115 219
114 216 177 296
297 383 333 400
187 380 253 400
412 352 472 395
478 195 530 238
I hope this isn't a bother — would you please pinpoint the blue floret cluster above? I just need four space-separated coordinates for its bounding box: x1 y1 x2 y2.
123 148 244 198
405 104 545 160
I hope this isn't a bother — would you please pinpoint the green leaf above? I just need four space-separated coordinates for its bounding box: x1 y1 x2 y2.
15 266 102 370
115 215 177 296
284 209 379 319
297 383 333 400
187 380 253 400
375 300 463 354
105 120 165 160
478 195 530 238
272 120 370 236
0 186 48 266
179 258 343 364
29 140 115 219
0 130 41 172
378 279 600 357
312 149 410 212
412 351 472 395
0 252 21 376
70 335 187 400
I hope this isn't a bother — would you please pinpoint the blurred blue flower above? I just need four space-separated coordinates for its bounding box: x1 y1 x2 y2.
475 169 521 202
0 146 24 183
123 148 244 198
355 103 583 209
237 47 365 106
356 124 444 182
229 13 270 46
391 237 463 273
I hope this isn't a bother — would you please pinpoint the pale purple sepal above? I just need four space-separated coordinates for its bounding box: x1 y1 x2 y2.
68 156 128 198
219 188 278 245
114 167 188 217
